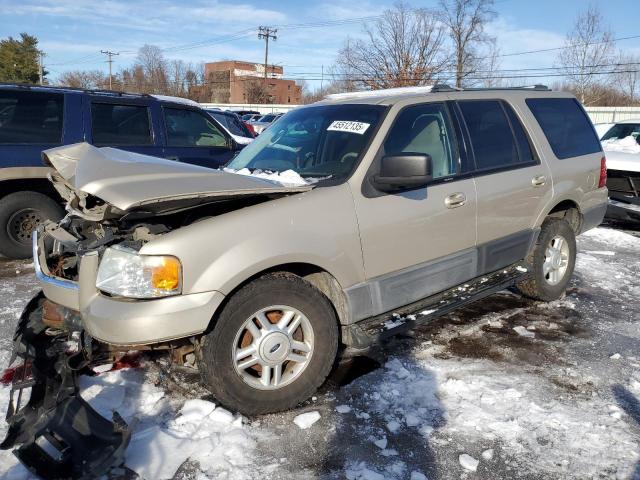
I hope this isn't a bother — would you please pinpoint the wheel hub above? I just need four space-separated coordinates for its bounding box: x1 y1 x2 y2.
543 235 570 286
7 209 43 244
232 306 314 390
258 332 291 364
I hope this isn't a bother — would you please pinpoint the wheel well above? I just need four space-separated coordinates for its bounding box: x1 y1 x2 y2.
0 179 62 203
207 263 351 333
547 200 582 233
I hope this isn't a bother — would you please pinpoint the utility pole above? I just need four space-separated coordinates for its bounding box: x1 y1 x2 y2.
257 26 277 85
38 51 44 85
100 50 119 89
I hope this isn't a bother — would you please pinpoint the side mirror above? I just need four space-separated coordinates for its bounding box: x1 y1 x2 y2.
373 154 433 192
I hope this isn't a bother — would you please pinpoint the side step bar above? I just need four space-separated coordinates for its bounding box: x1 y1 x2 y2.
342 262 531 349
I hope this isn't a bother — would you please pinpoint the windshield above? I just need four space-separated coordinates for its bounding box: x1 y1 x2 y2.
602 123 640 142
257 114 275 123
208 111 251 138
227 104 385 179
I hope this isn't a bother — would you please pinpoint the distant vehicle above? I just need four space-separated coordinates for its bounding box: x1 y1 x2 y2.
205 109 255 145
599 119 640 221
0 84 243 258
250 112 284 135
231 109 260 117
241 113 262 122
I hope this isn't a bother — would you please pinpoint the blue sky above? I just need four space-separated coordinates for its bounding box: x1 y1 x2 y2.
1 0 639 90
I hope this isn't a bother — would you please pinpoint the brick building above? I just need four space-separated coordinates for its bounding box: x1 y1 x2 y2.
204 60 302 104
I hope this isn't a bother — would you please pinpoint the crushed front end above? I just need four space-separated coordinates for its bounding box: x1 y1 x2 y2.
606 169 640 222
1 293 130 479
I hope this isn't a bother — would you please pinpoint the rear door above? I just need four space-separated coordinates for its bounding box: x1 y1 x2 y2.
455 99 552 273
0 89 67 169
161 106 236 169
86 96 161 157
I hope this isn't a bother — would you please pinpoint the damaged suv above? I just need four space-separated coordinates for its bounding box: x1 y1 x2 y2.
3 85 608 478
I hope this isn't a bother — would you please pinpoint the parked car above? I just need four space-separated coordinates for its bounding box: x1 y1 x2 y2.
249 112 284 135
241 113 262 122
205 109 255 145
598 119 640 222
4 85 608 478
231 109 261 117
0 84 243 258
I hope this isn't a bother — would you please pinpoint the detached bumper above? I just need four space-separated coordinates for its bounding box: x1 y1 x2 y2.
1 294 130 480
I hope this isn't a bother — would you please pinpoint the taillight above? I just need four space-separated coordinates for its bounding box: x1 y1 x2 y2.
244 121 256 137
598 156 607 188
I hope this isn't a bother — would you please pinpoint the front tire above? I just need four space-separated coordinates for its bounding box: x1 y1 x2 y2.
0 191 64 259
198 273 339 415
516 218 576 301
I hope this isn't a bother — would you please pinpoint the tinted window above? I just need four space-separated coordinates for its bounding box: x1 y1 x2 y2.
503 102 536 164
459 100 519 171
384 103 457 179
91 103 152 145
208 111 250 138
0 90 63 144
526 98 601 159
164 108 227 147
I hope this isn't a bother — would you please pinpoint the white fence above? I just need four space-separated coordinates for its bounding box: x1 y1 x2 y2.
584 107 640 124
200 103 297 115
200 103 640 124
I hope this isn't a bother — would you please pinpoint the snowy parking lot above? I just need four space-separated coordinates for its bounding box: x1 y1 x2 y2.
0 224 639 480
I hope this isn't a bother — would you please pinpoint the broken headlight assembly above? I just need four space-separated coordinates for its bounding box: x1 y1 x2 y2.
96 245 182 298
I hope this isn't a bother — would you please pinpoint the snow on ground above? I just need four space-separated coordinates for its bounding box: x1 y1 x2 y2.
0 225 639 479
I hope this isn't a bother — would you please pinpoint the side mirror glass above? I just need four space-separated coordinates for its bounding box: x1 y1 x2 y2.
373 154 433 192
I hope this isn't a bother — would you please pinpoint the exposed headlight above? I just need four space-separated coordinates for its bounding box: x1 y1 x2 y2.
96 245 182 298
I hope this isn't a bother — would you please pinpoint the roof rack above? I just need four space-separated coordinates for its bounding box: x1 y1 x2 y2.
431 84 550 92
0 82 152 98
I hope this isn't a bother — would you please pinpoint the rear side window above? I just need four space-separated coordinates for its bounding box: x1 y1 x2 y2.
526 98 601 159
0 90 63 144
91 103 152 145
458 100 521 171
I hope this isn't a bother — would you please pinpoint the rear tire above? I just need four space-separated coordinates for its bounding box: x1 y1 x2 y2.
0 191 64 259
516 218 576 302
198 273 339 415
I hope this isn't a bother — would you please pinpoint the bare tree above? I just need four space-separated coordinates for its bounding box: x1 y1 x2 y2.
556 5 615 105
614 52 640 104
335 2 449 90
479 38 502 87
59 70 108 89
134 44 168 93
439 0 496 88
245 80 270 103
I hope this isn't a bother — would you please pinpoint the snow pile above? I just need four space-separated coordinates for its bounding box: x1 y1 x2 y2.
602 135 640 154
293 411 321 429
224 167 311 186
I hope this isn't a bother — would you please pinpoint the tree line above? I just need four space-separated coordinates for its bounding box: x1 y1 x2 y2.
0 1 638 106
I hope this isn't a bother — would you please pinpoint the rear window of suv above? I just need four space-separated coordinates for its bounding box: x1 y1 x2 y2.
526 98 601 159
0 90 64 144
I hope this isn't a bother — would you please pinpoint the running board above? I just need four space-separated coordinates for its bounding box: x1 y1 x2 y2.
342 262 531 349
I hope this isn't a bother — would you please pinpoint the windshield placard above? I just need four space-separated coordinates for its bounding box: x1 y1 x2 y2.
327 121 370 135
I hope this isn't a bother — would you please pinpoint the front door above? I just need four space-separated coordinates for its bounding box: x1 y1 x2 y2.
161 107 236 169
350 102 478 318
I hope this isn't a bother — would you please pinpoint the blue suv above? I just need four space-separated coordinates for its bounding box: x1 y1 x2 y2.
0 84 243 258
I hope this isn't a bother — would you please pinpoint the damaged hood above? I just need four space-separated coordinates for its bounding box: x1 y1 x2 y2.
43 143 313 213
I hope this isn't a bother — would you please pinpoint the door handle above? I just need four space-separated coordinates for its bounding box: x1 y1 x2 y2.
531 175 547 187
165 156 179 162
444 192 467 209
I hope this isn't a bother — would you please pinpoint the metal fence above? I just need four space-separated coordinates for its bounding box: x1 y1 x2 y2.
201 103 640 124
584 107 640 124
